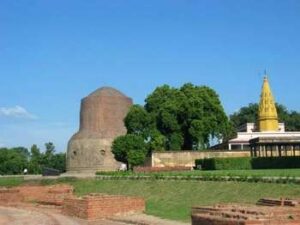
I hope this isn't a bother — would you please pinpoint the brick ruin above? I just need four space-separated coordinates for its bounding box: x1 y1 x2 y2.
0 185 145 220
192 198 300 225
62 193 145 220
0 185 73 206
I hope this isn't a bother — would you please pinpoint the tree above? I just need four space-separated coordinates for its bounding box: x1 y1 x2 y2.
143 83 231 150
28 144 42 174
124 104 154 137
0 147 29 175
112 134 147 169
230 103 300 131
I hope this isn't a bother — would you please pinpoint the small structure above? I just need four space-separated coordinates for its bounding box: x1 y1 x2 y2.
250 136 300 157
66 87 132 173
222 76 300 152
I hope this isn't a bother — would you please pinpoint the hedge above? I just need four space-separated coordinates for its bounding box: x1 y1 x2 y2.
251 156 300 169
196 157 252 170
196 156 300 170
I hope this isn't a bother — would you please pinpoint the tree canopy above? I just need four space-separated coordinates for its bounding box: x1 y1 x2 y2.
144 83 231 150
0 142 66 175
112 82 231 165
230 103 300 131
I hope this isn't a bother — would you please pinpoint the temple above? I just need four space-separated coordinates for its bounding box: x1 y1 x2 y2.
220 76 300 157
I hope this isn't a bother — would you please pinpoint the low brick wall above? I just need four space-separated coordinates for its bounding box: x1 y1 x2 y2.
0 188 24 203
192 202 300 225
63 193 145 220
0 185 73 206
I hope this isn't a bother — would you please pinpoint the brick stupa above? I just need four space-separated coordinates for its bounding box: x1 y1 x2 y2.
66 87 132 173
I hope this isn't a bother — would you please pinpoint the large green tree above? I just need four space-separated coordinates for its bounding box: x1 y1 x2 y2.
230 103 300 131
144 83 231 150
120 83 231 152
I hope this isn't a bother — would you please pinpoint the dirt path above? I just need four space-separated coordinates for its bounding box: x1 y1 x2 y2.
0 205 189 225
0 206 128 225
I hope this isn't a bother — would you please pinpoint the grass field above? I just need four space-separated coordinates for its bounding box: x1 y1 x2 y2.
0 177 24 187
1 175 300 221
70 179 300 221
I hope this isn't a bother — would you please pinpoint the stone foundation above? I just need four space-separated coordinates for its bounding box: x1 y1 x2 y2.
62 193 145 220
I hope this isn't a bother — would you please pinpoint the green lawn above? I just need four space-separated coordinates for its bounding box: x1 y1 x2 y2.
70 179 300 222
1 176 300 222
0 177 24 187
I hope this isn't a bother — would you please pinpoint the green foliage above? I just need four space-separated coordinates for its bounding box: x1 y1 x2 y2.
0 147 29 175
0 142 66 175
124 104 154 136
230 103 300 131
28 144 42 174
196 157 252 170
112 134 147 169
122 83 231 151
251 157 300 169
196 156 300 170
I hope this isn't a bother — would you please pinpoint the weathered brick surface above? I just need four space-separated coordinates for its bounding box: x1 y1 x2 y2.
0 188 24 203
62 193 145 220
67 87 133 172
192 202 300 225
0 185 73 206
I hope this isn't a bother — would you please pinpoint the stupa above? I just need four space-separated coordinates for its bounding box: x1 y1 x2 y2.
66 87 132 173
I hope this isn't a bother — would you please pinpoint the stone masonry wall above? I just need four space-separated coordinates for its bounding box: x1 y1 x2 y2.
62 194 145 220
151 150 251 168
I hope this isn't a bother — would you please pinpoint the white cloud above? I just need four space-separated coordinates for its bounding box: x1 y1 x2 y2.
0 105 37 120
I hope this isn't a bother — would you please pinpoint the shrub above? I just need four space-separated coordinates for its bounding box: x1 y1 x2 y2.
196 156 300 170
251 156 300 169
196 157 252 170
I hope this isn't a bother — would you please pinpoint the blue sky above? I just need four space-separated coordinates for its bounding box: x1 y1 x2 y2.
1 0 300 151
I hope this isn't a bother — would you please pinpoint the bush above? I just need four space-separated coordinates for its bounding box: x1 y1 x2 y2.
251 156 300 169
196 156 300 170
196 157 252 170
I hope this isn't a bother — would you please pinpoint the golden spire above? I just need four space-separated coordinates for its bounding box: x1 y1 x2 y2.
258 76 279 132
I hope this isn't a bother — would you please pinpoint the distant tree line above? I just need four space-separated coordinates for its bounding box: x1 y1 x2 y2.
230 103 300 131
0 142 65 175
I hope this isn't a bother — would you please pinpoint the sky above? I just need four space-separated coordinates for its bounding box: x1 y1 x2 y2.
0 0 300 152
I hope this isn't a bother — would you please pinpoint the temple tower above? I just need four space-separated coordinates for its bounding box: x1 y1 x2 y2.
258 76 279 132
